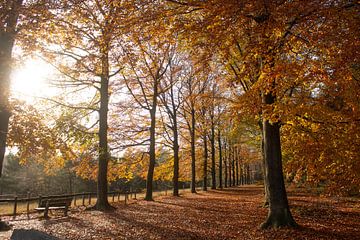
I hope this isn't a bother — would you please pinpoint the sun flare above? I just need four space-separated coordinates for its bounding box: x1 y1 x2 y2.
10 58 55 102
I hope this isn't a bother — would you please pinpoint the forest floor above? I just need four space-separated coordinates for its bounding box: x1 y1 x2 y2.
0 185 359 240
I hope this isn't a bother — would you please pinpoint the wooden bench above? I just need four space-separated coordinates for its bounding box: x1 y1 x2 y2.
35 197 72 218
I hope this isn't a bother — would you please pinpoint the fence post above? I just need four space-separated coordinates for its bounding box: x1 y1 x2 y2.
125 192 127 205
112 193 115 202
74 195 77 206
38 195 42 206
82 193 85 206
88 193 91 205
13 196 18 219
134 191 137 200
26 192 30 218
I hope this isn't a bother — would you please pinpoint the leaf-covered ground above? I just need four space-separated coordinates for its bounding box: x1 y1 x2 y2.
1 186 359 239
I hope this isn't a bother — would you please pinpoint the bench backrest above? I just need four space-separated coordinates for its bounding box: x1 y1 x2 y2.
38 197 73 208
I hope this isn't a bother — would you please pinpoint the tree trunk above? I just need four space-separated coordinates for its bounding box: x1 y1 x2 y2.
240 164 243 185
202 133 208 191
210 119 216 189
235 147 239 186
224 140 228 188
232 147 235 186
0 0 22 178
190 107 197 193
218 129 223 189
245 164 249 184
259 120 269 206
172 112 179 197
95 54 112 211
145 92 158 201
260 93 297 229
228 143 232 187
0 0 22 230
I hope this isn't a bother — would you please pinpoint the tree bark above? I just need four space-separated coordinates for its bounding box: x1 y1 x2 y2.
224 140 228 188
210 118 216 189
145 82 158 201
172 109 179 197
235 146 239 186
240 164 244 185
260 93 297 229
228 143 232 187
218 129 223 189
0 0 22 178
202 133 208 191
258 120 269 206
247 164 251 184
95 53 112 211
0 0 23 231
232 146 236 186
190 107 197 193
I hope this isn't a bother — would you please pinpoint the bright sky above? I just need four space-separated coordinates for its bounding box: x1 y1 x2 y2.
10 58 57 102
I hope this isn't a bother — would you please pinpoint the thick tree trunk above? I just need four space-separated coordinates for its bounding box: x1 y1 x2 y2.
260 93 297 229
259 120 269 206
0 1 22 230
95 55 112 211
0 0 22 178
210 120 216 189
190 107 197 193
218 129 223 189
202 133 208 191
0 110 10 176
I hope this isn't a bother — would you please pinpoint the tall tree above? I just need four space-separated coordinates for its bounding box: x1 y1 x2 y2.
36 0 135 210
159 50 185 196
181 69 208 193
122 34 172 200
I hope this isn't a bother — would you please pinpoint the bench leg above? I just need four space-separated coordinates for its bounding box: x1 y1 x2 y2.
44 200 51 218
44 206 49 218
64 205 68 216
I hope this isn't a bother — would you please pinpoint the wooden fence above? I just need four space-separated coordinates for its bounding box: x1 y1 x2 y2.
0 190 140 219
0 183 207 219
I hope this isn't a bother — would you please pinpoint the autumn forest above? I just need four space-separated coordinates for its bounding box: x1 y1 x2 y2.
0 0 359 239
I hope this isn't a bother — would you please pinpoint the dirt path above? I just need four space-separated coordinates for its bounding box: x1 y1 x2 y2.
0 185 359 239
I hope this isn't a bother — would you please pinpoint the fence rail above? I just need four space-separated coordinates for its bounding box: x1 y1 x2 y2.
0 190 141 219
